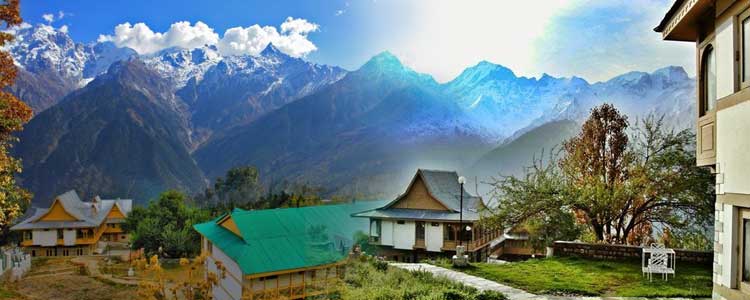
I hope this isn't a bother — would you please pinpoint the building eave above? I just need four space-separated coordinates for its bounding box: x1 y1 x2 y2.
655 0 714 42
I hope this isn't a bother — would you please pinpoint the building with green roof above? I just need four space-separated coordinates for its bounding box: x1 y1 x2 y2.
193 200 385 300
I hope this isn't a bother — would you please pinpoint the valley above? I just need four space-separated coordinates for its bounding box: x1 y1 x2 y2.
8 23 696 205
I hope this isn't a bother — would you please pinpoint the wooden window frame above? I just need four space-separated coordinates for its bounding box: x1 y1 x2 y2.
699 42 717 116
740 8 750 89
739 209 750 293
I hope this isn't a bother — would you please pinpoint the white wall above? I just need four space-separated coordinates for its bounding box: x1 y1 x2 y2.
393 221 415 250
717 101 750 194
425 223 443 252
715 18 735 99
32 230 56 246
380 220 394 246
208 244 243 300
63 230 76 246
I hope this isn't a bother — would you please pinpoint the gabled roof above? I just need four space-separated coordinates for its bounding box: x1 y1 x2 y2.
11 190 133 230
353 169 484 221
193 200 386 276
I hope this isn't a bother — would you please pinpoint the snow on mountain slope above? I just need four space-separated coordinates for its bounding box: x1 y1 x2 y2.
142 45 222 88
444 61 695 142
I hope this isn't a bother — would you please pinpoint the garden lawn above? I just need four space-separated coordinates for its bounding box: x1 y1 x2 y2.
434 256 712 297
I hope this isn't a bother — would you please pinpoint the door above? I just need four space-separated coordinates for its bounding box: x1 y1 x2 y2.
415 222 425 248
740 209 750 293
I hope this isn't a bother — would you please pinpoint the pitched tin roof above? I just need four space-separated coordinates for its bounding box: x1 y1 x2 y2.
353 169 485 221
352 208 480 222
11 190 133 230
193 200 386 276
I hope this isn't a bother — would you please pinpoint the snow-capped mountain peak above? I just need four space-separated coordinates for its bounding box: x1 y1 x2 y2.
142 45 222 88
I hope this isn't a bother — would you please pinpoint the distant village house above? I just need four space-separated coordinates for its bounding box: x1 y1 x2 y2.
10 190 132 257
352 169 533 262
193 201 383 300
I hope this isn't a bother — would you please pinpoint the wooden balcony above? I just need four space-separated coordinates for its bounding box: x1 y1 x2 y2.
243 277 341 300
441 229 502 252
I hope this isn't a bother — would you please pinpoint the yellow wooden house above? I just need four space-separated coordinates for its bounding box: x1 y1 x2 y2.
11 190 132 257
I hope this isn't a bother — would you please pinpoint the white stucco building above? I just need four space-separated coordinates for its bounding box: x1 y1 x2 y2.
656 1 750 299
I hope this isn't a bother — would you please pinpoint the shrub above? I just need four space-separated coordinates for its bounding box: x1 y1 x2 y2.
372 259 388 272
443 289 472 300
475 290 508 300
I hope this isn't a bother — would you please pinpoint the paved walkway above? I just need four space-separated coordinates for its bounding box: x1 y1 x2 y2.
389 263 710 300
390 263 537 300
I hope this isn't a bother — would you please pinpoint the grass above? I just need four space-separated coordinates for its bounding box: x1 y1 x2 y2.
337 257 507 300
12 257 137 300
0 285 24 299
433 256 712 297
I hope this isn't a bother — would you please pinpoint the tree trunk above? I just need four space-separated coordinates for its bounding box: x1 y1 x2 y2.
591 219 605 241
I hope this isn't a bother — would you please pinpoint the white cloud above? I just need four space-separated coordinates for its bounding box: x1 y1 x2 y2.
279 17 319 35
98 17 319 58
59 25 68 34
57 11 66 20
98 21 220 54
335 10 346 16
42 13 54 23
218 17 318 57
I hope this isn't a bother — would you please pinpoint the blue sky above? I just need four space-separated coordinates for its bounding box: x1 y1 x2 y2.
21 0 693 83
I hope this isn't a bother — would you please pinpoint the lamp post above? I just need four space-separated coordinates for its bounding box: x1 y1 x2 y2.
458 176 465 246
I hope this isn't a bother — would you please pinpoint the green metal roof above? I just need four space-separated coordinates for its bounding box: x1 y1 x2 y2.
193 200 386 276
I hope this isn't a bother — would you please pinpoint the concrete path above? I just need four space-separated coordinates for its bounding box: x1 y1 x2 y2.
389 263 710 300
390 263 537 300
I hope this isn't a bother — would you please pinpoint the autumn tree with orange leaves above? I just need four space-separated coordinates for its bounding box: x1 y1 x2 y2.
487 104 714 247
0 0 32 243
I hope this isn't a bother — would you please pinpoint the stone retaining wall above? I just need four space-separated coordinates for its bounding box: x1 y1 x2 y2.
552 241 712 264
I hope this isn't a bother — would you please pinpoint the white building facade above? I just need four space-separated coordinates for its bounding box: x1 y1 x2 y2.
656 1 750 299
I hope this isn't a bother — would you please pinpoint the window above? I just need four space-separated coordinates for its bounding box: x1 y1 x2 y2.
431 222 440 227
700 45 716 115
741 210 750 292
741 8 750 87
23 231 32 241
370 220 381 237
57 229 64 239
397 220 405 225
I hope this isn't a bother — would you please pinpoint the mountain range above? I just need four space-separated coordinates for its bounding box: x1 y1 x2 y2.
8 24 696 204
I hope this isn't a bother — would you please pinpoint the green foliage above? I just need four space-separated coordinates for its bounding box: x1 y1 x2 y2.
353 231 379 256
372 259 388 272
198 166 331 214
524 207 581 251
339 257 487 300
475 290 508 300
124 190 210 257
433 257 711 297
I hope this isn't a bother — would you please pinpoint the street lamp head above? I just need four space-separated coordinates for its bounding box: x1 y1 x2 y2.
458 176 466 185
